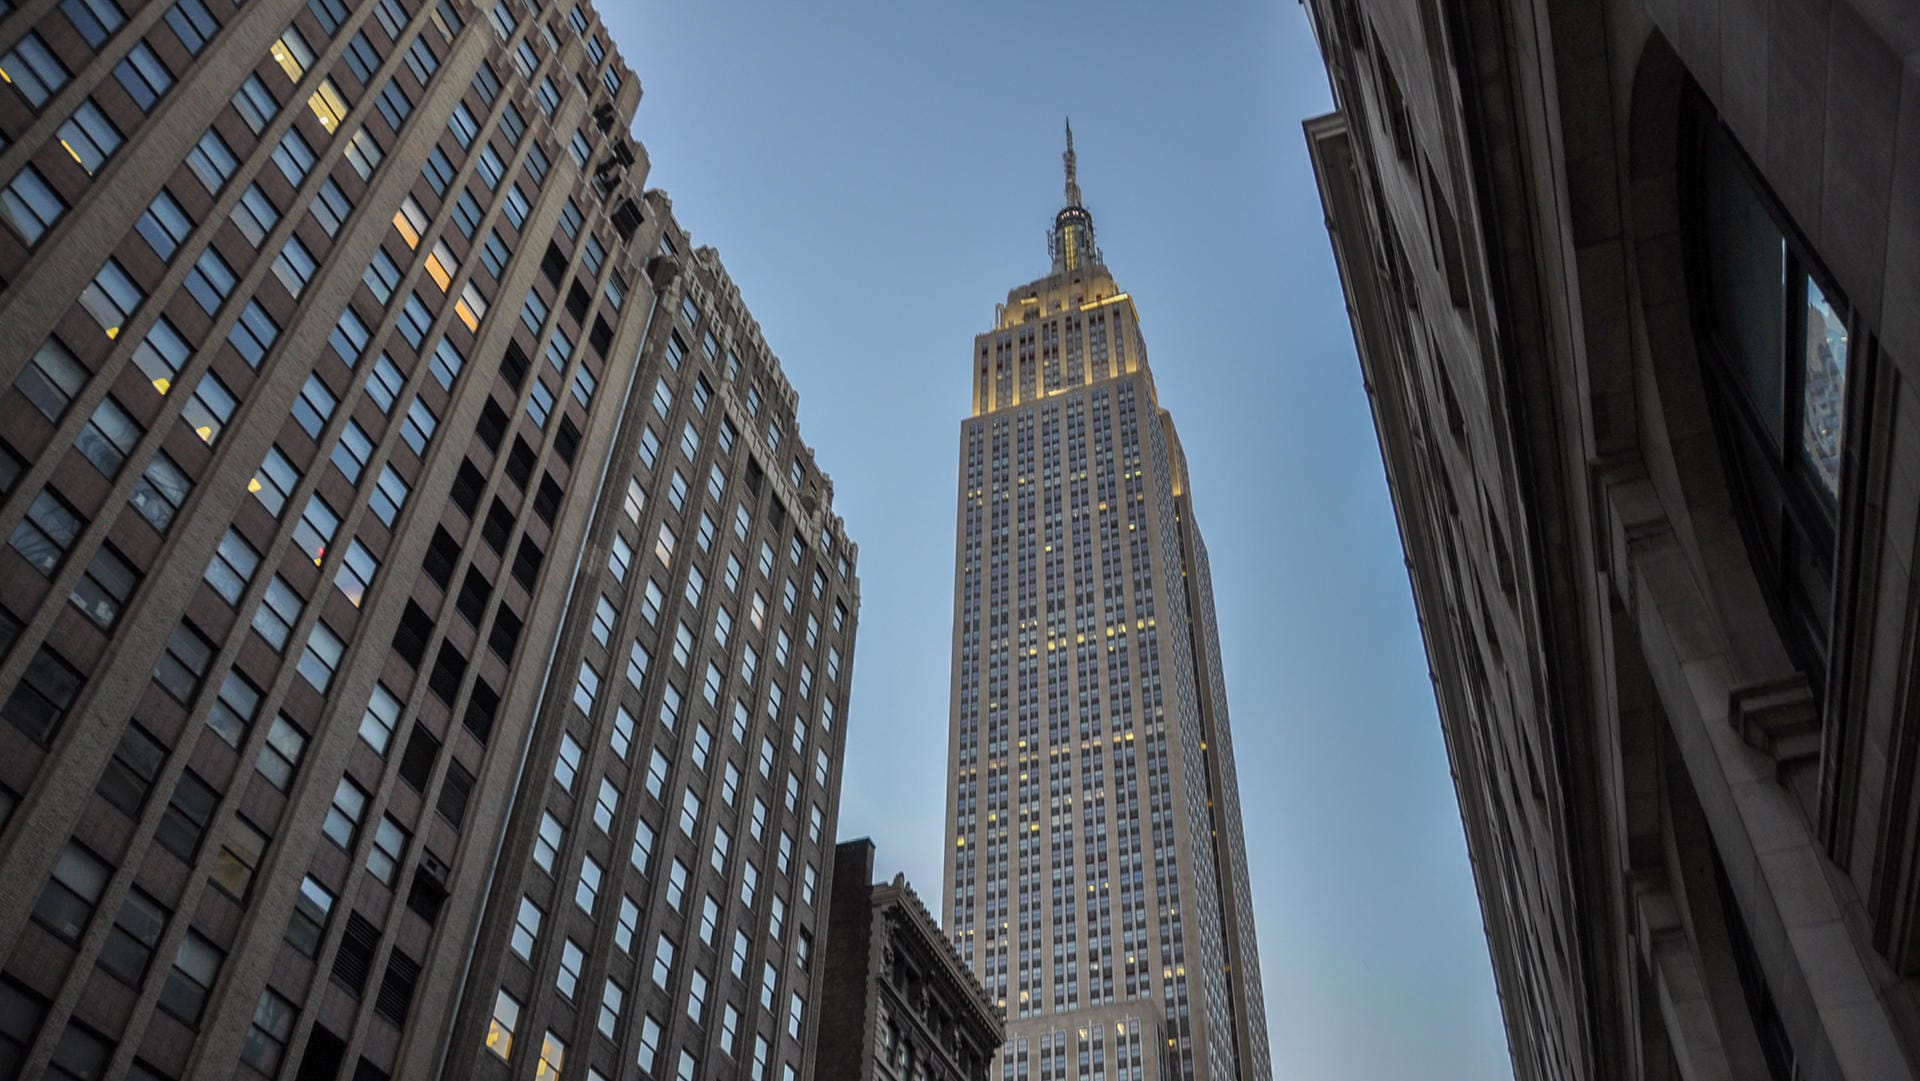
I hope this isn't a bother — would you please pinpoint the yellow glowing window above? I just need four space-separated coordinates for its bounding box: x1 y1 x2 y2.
455 282 488 332
485 990 519 1060
392 196 428 249
533 1032 565 1081
269 32 312 82
424 240 456 291
307 80 349 132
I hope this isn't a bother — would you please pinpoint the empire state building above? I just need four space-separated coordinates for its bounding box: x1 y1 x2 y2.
943 125 1272 1081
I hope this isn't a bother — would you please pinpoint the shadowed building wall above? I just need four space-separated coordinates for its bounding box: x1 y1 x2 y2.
1305 0 1920 1077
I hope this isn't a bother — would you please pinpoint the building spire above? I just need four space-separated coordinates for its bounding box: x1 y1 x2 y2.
1064 117 1081 208
1050 119 1099 271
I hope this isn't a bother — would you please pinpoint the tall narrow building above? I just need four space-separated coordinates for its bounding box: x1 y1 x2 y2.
943 126 1270 1081
0 0 858 1077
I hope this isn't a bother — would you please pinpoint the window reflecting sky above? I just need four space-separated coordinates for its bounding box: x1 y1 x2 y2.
611 5 1510 1078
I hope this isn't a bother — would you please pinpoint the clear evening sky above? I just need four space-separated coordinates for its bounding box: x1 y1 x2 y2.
603 5 1512 1079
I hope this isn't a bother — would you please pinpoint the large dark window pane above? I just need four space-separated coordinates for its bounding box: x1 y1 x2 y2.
98 889 167 985
1704 126 1786 447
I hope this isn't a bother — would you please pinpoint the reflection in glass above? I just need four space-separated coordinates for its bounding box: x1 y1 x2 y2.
1800 277 1847 502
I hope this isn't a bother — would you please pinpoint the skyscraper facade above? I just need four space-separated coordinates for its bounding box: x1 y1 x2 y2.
943 128 1270 1081
0 0 858 1077
1303 0 1920 1077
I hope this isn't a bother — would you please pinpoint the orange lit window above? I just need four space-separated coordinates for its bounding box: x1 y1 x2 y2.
392 197 427 248
424 240 457 291
455 282 488 332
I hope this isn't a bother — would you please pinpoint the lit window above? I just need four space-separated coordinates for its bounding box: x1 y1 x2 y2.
269 28 312 81
424 240 457 291
57 100 121 174
486 989 520 1060
394 196 428 247
307 77 349 131
1 33 70 110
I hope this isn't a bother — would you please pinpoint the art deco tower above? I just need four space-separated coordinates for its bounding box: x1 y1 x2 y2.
943 125 1271 1081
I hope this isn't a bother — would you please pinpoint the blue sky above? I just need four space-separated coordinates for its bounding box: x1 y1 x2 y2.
605 5 1512 1079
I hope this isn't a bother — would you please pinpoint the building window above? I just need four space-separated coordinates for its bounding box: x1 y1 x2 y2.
155 769 216 859
534 811 564 873
47 1022 110 1079
360 682 402 753
323 777 368 849
555 731 584 790
631 818 655 873
486 988 520 1060
256 713 306 789
131 453 191 531
0 33 69 109
576 854 601 914
598 977 623 1039
557 939 583 998
96 722 163 819
159 931 222 1025
205 669 261 747
651 934 674 989
33 842 109 944
536 1031 564 1081
286 875 333 957
98 888 167 984
594 778 619 832
251 576 302 650
616 896 640 953
638 1015 662 1072
1688 110 1860 676
240 990 296 1074
511 896 542 959
10 490 82 574
367 815 407 884
0 164 64 247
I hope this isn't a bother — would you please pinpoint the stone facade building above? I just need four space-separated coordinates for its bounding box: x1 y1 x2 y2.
1305 0 1920 1078
943 128 1270 1081
818 840 1002 1081
0 0 858 1076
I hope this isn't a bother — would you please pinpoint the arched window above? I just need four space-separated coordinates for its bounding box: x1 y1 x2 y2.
1685 102 1860 679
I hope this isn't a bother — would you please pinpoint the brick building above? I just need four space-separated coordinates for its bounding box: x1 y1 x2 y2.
0 0 858 1076
818 840 1002 1081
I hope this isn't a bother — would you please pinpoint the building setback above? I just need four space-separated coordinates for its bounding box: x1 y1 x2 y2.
1304 0 1920 1078
816 839 1002 1081
0 0 858 1077
943 126 1270 1081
